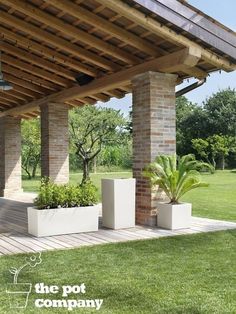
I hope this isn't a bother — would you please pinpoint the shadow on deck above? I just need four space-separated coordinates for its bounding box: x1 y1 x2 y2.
0 193 236 256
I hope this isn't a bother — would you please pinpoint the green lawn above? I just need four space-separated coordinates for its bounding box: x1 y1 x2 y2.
23 170 236 222
0 230 235 313
182 171 236 222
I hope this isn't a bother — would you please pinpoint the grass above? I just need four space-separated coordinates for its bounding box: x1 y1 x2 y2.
0 230 235 313
23 170 236 222
182 171 236 222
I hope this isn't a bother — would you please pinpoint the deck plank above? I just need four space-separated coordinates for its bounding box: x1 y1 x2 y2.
0 193 236 256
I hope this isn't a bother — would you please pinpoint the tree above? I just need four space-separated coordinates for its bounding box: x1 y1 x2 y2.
192 135 236 170
191 138 212 165
208 135 233 170
203 88 236 137
69 106 127 183
176 96 207 155
21 118 40 179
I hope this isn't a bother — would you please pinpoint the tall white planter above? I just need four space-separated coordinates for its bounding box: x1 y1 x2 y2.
27 205 99 237
157 203 192 230
102 178 136 229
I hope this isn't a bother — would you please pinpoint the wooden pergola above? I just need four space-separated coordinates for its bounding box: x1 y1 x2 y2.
0 0 235 117
0 0 236 225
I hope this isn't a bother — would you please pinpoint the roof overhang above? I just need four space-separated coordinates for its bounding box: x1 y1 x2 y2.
0 0 235 118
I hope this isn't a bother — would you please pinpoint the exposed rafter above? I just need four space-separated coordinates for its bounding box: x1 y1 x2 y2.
0 48 202 117
95 0 235 71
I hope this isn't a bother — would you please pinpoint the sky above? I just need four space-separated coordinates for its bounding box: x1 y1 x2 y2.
98 0 236 116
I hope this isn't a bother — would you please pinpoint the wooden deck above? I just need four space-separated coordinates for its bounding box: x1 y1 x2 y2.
0 193 236 256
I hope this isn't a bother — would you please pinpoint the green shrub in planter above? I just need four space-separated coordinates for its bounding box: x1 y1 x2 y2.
34 178 98 209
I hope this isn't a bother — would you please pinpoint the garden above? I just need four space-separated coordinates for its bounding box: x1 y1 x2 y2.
1 89 236 313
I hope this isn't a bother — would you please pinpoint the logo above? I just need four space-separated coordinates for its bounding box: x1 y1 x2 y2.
5 252 103 311
6 252 42 309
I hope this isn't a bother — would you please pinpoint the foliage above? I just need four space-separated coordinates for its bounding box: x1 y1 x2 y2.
192 135 236 170
21 118 40 179
203 88 236 136
34 177 98 209
69 105 129 183
79 180 99 207
176 89 236 168
144 154 209 203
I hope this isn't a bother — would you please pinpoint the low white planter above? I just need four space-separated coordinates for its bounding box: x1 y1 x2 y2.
157 202 192 230
27 205 99 237
102 178 136 229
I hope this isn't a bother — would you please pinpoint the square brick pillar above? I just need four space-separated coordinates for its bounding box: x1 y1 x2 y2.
132 72 178 226
40 102 69 184
0 116 22 197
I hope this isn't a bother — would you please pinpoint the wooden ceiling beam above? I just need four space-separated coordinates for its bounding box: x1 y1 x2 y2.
106 90 126 99
0 48 201 117
96 0 235 71
0 95 19 106
2 55 71 87
8 84 39 99
93 93 110 102
0 26 98 77
44 0 163 57
0 7 119 71
3 0 141 65
0 92 26 105
0 99 14 108
1 42 77 81
3 90 30 102
2 64 58 91
4 73 50 95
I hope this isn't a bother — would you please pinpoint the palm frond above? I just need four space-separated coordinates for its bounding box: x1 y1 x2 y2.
144 154 210 203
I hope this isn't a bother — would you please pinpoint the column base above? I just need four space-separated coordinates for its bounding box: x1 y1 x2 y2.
136 209 157 227
0 188 24 198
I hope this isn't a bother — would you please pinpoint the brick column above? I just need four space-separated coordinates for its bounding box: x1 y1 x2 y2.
132 72 177 226
40 102 69 184
0 116 22 197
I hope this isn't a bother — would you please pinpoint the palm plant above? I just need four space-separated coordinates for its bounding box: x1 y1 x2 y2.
143 154 210 204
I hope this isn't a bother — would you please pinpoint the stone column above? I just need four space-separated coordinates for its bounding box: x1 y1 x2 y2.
132 72 177 226
40 102 69 184
0 116 22 197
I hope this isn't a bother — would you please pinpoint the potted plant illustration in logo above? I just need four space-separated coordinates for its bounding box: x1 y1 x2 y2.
6 252 42 309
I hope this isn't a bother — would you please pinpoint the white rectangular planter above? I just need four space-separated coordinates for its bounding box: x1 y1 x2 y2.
102 178 136 229
157 202 192 230
27 205 99 237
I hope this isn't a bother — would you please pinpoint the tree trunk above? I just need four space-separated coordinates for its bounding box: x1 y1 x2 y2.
212 158 216 170
93 157 97 174
31 155 40 178
221 155 225 170
82 159 90 183
23 166 32 180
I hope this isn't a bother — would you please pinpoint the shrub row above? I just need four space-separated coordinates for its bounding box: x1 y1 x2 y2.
34 178 98 209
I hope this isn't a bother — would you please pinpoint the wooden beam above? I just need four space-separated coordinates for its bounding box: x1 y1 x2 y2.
0 99 13 109
0 48 200 117
2 64 58 91
0 95 19 106
4 73 50 95
1 42 77 81
0 92 26 104
8 84 39 99
106 90 126 99
134 0 236 59
44 0 163 57
0 5 120 71
0 26 98 77
96 0 236 71
3 0 141 65
2 55 71 87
